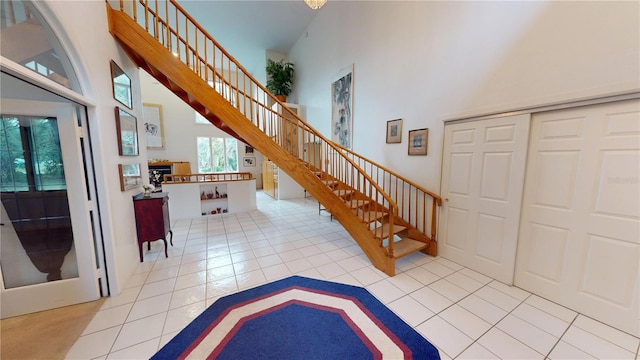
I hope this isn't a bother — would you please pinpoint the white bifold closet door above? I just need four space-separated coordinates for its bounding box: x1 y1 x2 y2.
515 99 640 337
440 114 531 284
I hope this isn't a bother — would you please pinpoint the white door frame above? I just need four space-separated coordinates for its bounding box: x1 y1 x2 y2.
1 59 110 294
0 99 100 318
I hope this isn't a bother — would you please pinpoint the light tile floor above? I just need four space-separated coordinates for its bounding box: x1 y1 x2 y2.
67 192 640 359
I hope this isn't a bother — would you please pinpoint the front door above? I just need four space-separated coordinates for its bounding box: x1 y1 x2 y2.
0 99 100 318
439 114 530 284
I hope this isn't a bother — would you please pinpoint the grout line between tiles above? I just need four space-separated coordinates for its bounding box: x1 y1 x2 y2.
544 313 578 360
75 192 639 360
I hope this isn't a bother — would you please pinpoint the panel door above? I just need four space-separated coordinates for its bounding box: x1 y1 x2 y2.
440 114 531 284
515 99 639 336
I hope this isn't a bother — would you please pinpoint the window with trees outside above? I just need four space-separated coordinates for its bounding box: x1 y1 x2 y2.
197 137 238 173
1 115 66 192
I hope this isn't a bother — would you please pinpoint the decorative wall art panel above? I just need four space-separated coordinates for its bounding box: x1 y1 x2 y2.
331 64 354 149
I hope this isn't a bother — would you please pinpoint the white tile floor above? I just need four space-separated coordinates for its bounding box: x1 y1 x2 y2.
67 192 640 359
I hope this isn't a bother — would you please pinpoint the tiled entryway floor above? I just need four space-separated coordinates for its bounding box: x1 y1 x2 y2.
67 192 640 359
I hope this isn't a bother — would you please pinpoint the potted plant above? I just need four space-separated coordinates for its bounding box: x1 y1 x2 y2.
266 59 294 102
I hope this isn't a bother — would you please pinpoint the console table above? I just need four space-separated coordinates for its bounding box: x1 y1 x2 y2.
132 192 173 262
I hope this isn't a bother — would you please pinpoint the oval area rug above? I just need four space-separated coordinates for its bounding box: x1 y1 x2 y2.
151 275 440 359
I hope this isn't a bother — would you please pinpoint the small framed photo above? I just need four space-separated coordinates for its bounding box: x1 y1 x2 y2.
115 106 139 156
386 118 402 144
118 163 143 191
243 157 256 167
408 128 428 155
245 145 254 154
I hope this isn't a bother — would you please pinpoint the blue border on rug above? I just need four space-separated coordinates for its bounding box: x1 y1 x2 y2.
152 275 440 359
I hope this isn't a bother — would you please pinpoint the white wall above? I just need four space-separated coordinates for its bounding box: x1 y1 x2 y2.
288 1 640 191
42 0 146 295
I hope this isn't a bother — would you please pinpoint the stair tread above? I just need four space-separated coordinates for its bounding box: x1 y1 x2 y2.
392 238 428 258
345 199 369 208
322 180 339 187
372 223 407 239
333 189 354 197
356 209 387 223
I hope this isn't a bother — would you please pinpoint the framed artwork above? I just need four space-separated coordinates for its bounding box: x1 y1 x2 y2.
143 103 165 150
115 106 139 156
386 119 402 144
243 157 256 167
245 145 254 154
110 61 132 109
118 163 143 191
331 64 354 149
408 128 429 155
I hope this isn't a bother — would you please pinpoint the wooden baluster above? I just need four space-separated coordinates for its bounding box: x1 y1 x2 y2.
173 5 178 56
184 15 189 67
431 198 437 241
152 0 160 39
165 1 170 52
194 27 199 75
420 193 425 233
235 65 240 108
388 208 394 255
143 0 149 33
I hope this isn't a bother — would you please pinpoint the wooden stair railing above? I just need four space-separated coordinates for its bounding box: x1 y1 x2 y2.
334 145 442 255
106 0 440 275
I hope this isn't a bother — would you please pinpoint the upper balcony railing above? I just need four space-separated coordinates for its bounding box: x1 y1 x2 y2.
162 172 253 184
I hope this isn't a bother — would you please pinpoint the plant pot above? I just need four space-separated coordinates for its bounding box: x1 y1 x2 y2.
276 95 286 102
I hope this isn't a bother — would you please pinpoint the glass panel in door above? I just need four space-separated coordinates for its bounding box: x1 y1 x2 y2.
0 115 79 288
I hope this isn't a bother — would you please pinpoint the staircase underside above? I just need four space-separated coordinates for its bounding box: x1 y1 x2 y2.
107 6 436 276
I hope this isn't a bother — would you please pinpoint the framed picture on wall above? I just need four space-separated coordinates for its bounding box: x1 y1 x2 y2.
118 163 142 191
143 103 165 150
115 106 139 156
243 157 256 167
110 61 132 109
331 64 354 149
386 119 402 144
408 128 428 155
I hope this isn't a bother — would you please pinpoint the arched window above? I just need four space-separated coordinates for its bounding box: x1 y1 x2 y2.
0 0 80 91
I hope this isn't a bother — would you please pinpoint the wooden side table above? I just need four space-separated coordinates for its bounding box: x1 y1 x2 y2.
133 192 173 262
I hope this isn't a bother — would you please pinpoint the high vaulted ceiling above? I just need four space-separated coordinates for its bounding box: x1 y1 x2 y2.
178 1 320 74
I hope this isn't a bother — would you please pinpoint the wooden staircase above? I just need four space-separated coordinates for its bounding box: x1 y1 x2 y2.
106 0 441 276
313 169 433 260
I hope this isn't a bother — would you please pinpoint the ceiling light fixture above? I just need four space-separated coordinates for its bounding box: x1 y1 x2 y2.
304 0 326 10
